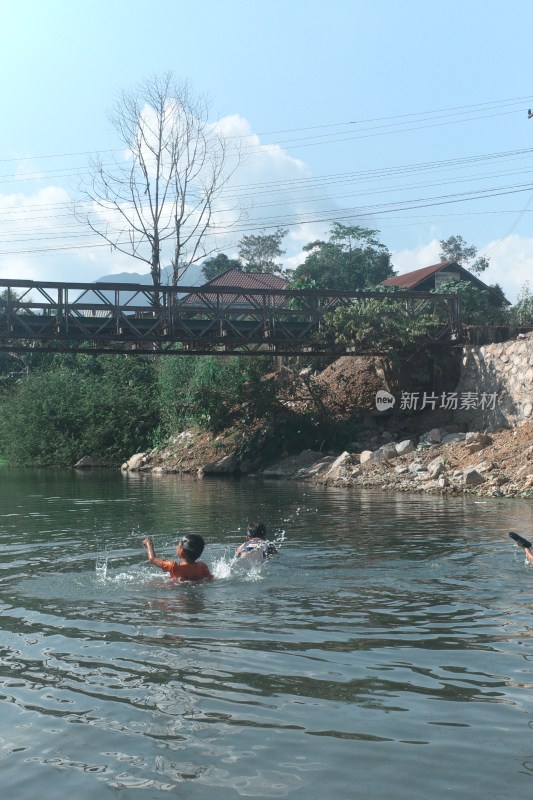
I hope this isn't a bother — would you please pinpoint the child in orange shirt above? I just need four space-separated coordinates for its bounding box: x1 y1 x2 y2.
143 534 213 582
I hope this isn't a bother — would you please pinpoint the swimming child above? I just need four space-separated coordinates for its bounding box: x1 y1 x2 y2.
509 531 533 565
235 522 278 559
142 534 213 581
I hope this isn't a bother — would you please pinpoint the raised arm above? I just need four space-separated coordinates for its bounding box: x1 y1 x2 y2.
142 537 166 569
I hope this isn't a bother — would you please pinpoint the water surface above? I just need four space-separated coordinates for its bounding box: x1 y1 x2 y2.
1 467 533 799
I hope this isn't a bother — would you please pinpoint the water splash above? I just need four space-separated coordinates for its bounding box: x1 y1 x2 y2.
211 548 266 581
95 557 108 582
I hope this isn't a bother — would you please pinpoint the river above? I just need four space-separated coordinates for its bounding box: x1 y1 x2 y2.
1 467 533 799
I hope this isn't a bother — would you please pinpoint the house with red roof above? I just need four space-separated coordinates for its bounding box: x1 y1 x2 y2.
181 269 289 309
381 260 508 303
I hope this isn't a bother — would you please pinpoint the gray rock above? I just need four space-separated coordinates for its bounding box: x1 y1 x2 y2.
441 432 466 444
126 452 147 471
323 452 352 481
463 467 486 486
396 439 415 456
375 443 399 462
202 455 238 475
427 428 443 443
465 442 485 455
465 432 492 446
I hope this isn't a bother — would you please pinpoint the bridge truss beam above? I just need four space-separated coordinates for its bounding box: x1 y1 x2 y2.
0 279 462 356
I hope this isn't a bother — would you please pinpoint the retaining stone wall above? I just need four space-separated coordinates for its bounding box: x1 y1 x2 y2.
455 331 533 429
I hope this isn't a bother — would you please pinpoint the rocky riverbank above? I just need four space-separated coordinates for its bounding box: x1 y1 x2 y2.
91 333 533 499
118 421 533 498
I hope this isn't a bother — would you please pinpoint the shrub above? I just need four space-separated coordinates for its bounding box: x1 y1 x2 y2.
0 355 158 465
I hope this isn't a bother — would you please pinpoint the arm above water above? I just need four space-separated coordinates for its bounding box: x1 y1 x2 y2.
142 537 167 569
525 548 533 566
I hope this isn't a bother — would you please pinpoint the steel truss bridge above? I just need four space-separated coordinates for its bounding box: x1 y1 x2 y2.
0 279 462 356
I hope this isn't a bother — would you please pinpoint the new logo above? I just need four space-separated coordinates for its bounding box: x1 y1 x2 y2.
375 390 396 411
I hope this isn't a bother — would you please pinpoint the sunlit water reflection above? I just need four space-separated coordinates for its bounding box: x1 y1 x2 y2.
1 467 533 799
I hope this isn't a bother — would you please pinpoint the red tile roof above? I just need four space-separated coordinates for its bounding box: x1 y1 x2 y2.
200 269 288 291
182 269 289 306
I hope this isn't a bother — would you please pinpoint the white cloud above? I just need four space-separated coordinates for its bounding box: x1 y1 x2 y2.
391 239 441 274
0 116 341 284
481 235 533 302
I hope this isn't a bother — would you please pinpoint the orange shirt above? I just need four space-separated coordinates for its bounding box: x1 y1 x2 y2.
159 559 213 582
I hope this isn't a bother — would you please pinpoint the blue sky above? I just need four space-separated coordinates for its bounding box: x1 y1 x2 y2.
1 0 533 299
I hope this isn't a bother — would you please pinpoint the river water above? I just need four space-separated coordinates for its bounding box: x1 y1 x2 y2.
1 467 533 799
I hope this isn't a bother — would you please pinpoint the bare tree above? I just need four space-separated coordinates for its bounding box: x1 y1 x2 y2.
81 73 241 287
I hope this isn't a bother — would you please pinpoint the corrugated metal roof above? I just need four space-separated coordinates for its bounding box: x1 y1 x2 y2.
381 261 452 288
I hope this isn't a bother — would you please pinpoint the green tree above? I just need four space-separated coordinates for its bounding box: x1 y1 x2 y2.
509 282 533 326
439 235 489 275
238 227 288 273
292 223 394 291
433 279 508 324
157 355 275 434
0 355 158 465
326 294 438 352
201 252 243 282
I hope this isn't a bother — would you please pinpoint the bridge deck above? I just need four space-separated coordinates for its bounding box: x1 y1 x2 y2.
0 279 462 355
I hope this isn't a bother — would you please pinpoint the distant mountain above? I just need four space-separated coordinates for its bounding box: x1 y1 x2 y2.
94 263 204 287
76 264 204 306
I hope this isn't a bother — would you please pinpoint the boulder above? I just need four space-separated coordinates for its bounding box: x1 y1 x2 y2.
463 467 486 486
324 451 352 481
202 455 238 475
427 428 443 443
126 452 147 471
465 432 492 446
441 432 466 444
427 456 446 479
298 457 335 479
465 442 485 455
395 439 415 456
374 443 398 462
360 450 374 465
394 465 409 475
262 450 324 479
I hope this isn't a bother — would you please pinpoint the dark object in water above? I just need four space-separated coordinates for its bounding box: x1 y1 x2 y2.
509 531 532 549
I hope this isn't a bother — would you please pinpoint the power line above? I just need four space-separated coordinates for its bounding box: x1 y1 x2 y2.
1 93 532 170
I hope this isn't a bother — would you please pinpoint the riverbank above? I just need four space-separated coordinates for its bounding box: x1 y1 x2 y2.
118 420 533 499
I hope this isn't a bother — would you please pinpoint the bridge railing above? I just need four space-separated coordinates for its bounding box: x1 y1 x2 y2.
0 279 462 355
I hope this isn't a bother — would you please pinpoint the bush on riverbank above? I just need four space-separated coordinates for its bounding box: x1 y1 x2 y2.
157 355 277 434
0 355 159 465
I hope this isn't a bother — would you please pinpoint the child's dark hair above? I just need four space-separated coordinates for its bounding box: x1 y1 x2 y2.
247 522 267 539
179 533 205 561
